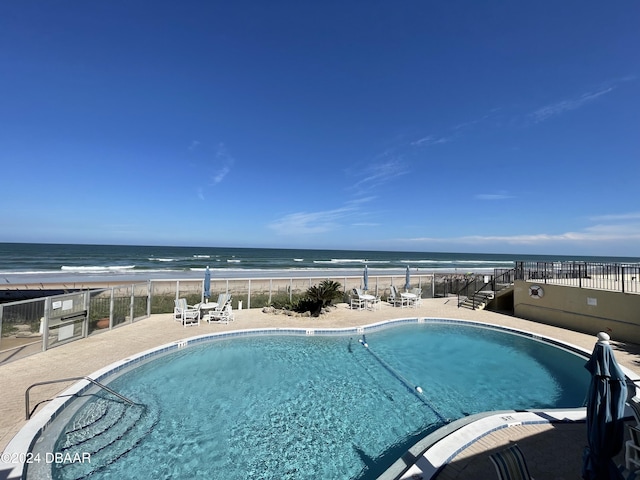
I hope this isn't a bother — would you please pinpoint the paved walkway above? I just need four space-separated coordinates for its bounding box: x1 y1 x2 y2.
2 298 640 479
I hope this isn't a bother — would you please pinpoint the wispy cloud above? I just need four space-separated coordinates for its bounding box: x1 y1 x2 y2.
588 212 640 222
351 157 409 191
398 211 640 247
212 166 230 184
411 135 451 147
528 87 614 123
210 143 235 185
193 142 235 200
452 109 502 131
475 193 513 201
268 199 374 235
352 222 380 227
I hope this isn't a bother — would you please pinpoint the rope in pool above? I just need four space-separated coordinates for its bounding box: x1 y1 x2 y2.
358 335 447 424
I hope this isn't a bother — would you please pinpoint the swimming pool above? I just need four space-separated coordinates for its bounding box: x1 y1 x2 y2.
27 320 591 480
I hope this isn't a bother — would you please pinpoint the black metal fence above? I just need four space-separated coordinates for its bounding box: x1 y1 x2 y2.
515 261 640 294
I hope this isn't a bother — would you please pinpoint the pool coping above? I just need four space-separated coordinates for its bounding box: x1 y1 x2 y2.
1 317 636 480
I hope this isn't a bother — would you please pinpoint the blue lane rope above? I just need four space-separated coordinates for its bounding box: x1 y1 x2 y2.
358 335 447 424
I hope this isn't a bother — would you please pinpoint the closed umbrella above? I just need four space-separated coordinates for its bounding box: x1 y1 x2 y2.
582 332 627 480
405 265 411 291
204 266 211 302
363 264 369 291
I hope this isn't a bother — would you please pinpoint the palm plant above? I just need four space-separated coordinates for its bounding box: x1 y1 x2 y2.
295 279 343 316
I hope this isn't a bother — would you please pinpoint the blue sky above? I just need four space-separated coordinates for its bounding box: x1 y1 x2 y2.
1 1 639 256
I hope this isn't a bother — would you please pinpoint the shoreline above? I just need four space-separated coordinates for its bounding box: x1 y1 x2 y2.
0 267 490 288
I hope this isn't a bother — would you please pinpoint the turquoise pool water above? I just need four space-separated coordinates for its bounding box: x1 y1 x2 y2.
42 322 590 480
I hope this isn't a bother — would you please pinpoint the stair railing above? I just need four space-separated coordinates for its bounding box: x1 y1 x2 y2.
457 268 516 309
25 376 139 420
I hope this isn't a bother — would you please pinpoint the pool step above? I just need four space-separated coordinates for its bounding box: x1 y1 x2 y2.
458 291 493 310
52 395 159 480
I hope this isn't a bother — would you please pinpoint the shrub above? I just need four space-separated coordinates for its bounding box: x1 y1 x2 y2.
293 280 343 317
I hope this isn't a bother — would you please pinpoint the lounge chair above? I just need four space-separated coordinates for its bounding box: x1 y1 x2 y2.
626 425 640 472
353 288 380 310
208 304 233 324
489 444 534 480
388 286 407 307
207 294 233 324
629 396 640 424
174 299 200 327
350 288 365 310
411 287 423 307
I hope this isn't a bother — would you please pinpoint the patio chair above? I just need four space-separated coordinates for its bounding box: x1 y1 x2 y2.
353 288 380 311
350 288 365 310
174 298 197 321
411 287 423 307
174 299 200 327
626 425 640 472
629 396 640 425
208 304 234 324
207 294 233 324
388 286 406 307
489 444 534 480
368 293 381 310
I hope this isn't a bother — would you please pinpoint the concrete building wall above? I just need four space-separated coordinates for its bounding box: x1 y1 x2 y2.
513 280 640 344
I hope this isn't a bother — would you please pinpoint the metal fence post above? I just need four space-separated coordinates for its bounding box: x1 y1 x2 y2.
579 264 582 289
130 286 135 323
147 281 151 317
247 279 251 309
109 288 115 329
42 297 51 351
83 290 90 338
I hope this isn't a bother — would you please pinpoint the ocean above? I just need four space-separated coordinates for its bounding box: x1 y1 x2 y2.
1 243 639 285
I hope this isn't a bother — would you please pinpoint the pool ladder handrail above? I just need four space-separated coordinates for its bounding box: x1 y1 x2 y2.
25 376 139 420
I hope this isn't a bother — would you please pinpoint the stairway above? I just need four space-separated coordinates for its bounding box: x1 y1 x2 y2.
48 395 159 480
458 290 494 310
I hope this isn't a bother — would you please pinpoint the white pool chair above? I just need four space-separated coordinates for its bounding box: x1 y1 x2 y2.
207 294 233 324
388 286 406 307
350 288 365 310
174 299 200 327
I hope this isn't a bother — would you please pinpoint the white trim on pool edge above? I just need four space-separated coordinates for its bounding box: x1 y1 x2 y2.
2 317 635 480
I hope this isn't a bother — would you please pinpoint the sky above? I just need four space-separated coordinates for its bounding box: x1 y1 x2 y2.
1 1 639 256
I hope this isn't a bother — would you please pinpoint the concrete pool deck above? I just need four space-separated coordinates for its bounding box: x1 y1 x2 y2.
2 297 640 479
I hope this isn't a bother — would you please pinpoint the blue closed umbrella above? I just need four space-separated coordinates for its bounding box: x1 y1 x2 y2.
405 265 411 291
582 332 627 480
204 266 211 301
363 264 369 291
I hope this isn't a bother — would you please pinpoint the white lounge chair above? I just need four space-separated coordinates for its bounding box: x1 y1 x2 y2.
352 288 381 310
388 286 407 307
411 287 422 307
174 299 200 327
350 288 365 310
208 304 233 324
207 294 233 324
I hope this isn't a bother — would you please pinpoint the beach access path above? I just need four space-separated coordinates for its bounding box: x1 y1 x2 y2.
2 297 640 478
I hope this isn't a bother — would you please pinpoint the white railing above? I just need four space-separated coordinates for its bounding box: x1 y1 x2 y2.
0 274 437 365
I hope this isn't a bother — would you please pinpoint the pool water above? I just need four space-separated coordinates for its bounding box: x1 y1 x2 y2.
42 322 590 480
